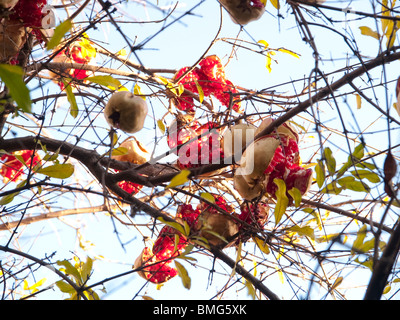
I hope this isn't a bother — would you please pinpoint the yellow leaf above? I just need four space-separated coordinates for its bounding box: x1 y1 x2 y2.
174 260 191 290
157 119 165 134
273 178 289 225
266 53 272 73
158 217 187 236
331 276 343 291
253 236 270 254
359 26 380 40
165 169 190 189
393 102 400 117
134 83 146 100
270 0 280 10
257 39 269 48
277 48 300 58
276 267 284 284
356 94 362 109
288 187 302 207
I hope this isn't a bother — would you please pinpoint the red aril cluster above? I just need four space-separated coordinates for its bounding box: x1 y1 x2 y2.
135 204 200 284
52 39 94 90
10 0 48 40
173 55 241 113
0 150 41 183
168 120 224 170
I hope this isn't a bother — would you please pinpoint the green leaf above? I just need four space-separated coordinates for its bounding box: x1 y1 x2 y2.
352 224 367 254
81 257 93 283
157 217 187 236
315 160 325 188
324 147 336 176
288 225 315 240
337 176 370 192
46 19 73 50
86 75 122 90
331 276 343 291
288 187 302 207
273 178 289 225
337 143 365 178
174 260 191 290
321 181 343 195
0 64 31 113
200 192 215 204
165 169 190 189
55 280 76 294
350 169 381 183
57 260 82 283
62 80 78 118
36 163 74 179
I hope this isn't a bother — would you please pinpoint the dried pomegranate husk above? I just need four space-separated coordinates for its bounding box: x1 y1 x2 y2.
222 122 257 160
112 136 150 165
0 18 26 63
219 0 265 25
195 195 239 247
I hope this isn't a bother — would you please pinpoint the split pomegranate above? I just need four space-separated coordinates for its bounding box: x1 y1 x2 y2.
0 150 41 183
134 247 178 284
112 137 150 196
238 202 269 228
134 204 200 284
234 118 312 201
173 55 241 113
219 0 265 25
51 39 95 90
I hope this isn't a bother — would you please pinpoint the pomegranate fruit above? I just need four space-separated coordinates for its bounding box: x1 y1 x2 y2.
104 91 148 134
234 118 312 201
219 0 265 25
173 55 241 113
